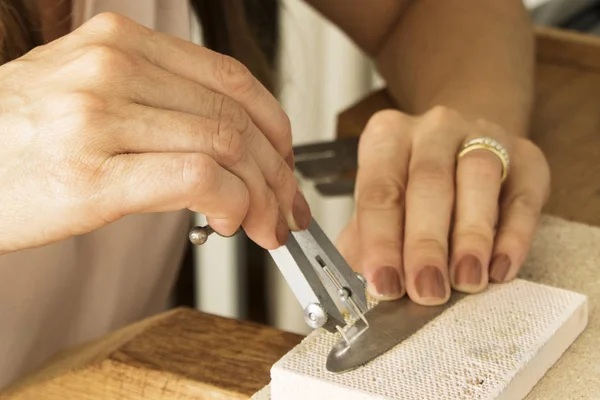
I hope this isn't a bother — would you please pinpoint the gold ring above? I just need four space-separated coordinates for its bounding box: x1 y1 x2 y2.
457 137 510 182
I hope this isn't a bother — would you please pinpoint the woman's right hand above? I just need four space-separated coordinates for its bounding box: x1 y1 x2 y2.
0 12 310 255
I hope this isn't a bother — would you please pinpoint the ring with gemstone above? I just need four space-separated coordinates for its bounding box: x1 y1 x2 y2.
457 137 510 182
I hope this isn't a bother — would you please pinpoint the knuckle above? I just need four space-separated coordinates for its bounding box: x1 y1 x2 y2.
412 236 447 259
54 92 108 130
504 192 542 218
497 227 530 252
56 91 104 110
85 12 130 35
358 110 411 165
517 138 550 169
179 154 217 193
517 138 544 159
212 122 246 168
270 156 291 189
371 236 403 255
78 44 134 79
215 54 255 95
454 224 494 249
218 96 250 133
357 181 405 211
418 105 463 139
364 109 408 137
409 161 454 193
425 105 460 124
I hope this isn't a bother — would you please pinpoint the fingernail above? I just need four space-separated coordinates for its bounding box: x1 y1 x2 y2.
415 265 446 300
285 153 295 169
490 254 511 282
368 266 403 299
454 255 483 289
276 213 289 245
292 190 311 230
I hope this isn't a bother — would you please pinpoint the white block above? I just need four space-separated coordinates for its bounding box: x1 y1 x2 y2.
265 279 587 400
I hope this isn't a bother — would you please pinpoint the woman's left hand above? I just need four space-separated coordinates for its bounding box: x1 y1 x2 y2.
336 106 550 306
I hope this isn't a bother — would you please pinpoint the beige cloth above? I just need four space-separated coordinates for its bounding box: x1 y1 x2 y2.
0 0 193 389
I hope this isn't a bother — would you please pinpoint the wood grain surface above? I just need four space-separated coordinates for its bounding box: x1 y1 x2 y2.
1 308 303 399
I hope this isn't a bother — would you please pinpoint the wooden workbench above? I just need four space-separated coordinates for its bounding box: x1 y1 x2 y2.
2 26 600 399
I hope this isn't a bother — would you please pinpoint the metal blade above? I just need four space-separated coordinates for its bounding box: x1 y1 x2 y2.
326 291 467 373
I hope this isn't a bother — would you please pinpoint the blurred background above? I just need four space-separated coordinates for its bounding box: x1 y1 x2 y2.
171 0 600 335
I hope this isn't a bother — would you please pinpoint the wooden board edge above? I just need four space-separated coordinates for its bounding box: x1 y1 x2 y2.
1 308 187 397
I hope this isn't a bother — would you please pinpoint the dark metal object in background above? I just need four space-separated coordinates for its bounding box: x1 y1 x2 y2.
531 0 600 35
294 137 359 179
327 291 467 373
293 137 359 197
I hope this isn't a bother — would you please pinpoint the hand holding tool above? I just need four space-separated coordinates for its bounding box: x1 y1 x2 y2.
189 218 369 338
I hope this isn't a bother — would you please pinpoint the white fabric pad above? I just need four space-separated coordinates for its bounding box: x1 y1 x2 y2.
261 279 587 400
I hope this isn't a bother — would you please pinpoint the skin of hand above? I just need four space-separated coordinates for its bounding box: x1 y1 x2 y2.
307 0 550 305
0 12 311 255
336 108 550 305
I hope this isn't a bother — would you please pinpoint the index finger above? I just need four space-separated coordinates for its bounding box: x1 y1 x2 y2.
355 111 412 301
78 13 293 164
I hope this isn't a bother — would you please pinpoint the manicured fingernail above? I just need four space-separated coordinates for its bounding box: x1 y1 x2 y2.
415 265 446 300
276 213 289 245
368 266 403 299
490 254 511 282
292 190 311 230
454 255 483 289
285 153 295 169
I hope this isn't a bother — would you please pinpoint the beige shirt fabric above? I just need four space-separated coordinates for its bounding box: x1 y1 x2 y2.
0 0 193 389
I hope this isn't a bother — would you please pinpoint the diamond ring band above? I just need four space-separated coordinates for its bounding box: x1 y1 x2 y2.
457 137 510 182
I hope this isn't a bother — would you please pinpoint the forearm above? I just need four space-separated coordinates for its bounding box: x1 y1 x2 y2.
376 0 534 137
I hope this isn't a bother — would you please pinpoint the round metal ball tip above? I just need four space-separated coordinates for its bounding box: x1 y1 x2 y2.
189 226 211 245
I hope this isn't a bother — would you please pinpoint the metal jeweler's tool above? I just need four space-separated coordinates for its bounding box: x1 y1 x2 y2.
189 217 464 373
267 217 369 341
189 217 370 348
